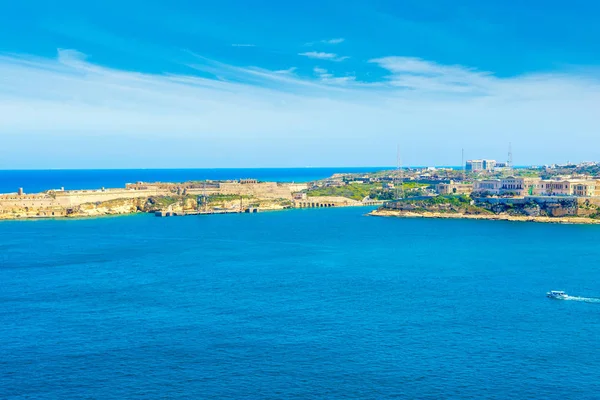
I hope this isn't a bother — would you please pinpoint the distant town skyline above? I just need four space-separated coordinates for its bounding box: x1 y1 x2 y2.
1 1 600 168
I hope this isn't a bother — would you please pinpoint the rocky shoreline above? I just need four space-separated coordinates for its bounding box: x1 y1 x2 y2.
369 209 600 225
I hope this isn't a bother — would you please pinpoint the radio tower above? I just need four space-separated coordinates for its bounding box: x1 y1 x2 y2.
508 142 513 175
461 148 465 181
396 145 404 199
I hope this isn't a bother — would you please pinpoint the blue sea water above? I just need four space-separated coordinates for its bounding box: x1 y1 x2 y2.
2 208 600 399
0 168 389 194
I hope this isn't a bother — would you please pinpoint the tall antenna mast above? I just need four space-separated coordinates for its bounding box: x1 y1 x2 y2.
508 142 513 175
203 181 207 212
461 148 465 181
396 145 404 199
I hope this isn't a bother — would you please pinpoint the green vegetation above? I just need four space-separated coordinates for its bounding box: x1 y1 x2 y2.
308 182 430 201
147 196 179 208
202 194 252 207
307 183 381 201
514 170 541 178
206 194 251 201
589 212 600 220
400 182 429 198
370 182 429 200
391 195 492 215
278 199 293 207
426 194 470 206
403 182 429 190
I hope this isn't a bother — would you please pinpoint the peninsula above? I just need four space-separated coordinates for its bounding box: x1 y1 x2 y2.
0 179 381 220
4 160 600 224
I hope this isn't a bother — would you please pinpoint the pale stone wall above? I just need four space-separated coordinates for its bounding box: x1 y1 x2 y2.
218 182 293 199
185 188 221 196
53 189 167 207
0 194 58 208
295 196 361 208
1 180 303 219
283 183 309 192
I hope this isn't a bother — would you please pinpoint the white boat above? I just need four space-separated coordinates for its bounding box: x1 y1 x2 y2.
546 290 568 299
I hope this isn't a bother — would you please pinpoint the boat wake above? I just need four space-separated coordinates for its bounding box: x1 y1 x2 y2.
563 295 600 303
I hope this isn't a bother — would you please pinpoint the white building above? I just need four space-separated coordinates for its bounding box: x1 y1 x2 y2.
466 159 496 172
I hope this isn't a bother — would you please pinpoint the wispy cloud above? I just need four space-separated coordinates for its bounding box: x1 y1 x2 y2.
305 38 345 46
274 67 297 74
1 49 600 167
231 43 256 47
370 56 492 93
313 67 355 85
298 52 349 62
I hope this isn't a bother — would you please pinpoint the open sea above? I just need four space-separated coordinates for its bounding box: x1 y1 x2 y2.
2 205 600 399
0 168 389 194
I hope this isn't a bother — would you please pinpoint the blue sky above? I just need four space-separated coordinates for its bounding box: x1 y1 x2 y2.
1 0 600 168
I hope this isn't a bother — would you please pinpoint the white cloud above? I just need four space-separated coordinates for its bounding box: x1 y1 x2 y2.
322 38 345 44
313 67 356 85
370 56 493 93
1 49 600 167
231 44 256 47
298 52 349 62
274 67 297 74
305 38 345 46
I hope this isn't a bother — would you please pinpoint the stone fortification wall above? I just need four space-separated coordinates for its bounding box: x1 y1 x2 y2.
218 182 293 199
295 196 360 208
1 180 305 219
0 189 167 210
0 194 67 219
185 188 221 196
53 189 167 207
126 182 221 191
578 197 600 207
283 183 309 192
0 194 58 208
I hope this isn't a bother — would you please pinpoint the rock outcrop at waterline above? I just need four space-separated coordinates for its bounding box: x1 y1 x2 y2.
0 197 158 219
371 195 600 224
369 208 600 224
0 195 296 220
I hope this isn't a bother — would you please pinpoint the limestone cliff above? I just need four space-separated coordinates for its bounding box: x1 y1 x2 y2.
71 198 149 217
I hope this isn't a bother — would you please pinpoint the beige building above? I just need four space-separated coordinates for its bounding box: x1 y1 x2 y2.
473 177 600 198
570 180 600 197
436 181 473 195
572 182 594 197
518 178 593 197
473 179 502 194
500 177 544 196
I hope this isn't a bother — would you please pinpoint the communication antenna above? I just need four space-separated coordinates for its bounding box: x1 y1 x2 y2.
461 148 465 181
396 145 404 199
508 142 514 175
203 181 207 212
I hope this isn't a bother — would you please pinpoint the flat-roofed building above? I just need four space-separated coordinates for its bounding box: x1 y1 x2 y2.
466 160 484 172
483 160 496 171
466 159 497 172
572 182 595 197
539 180 578 196
474 177 600 197
473 179 501 194
436 181 473 195
500 177 542 196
